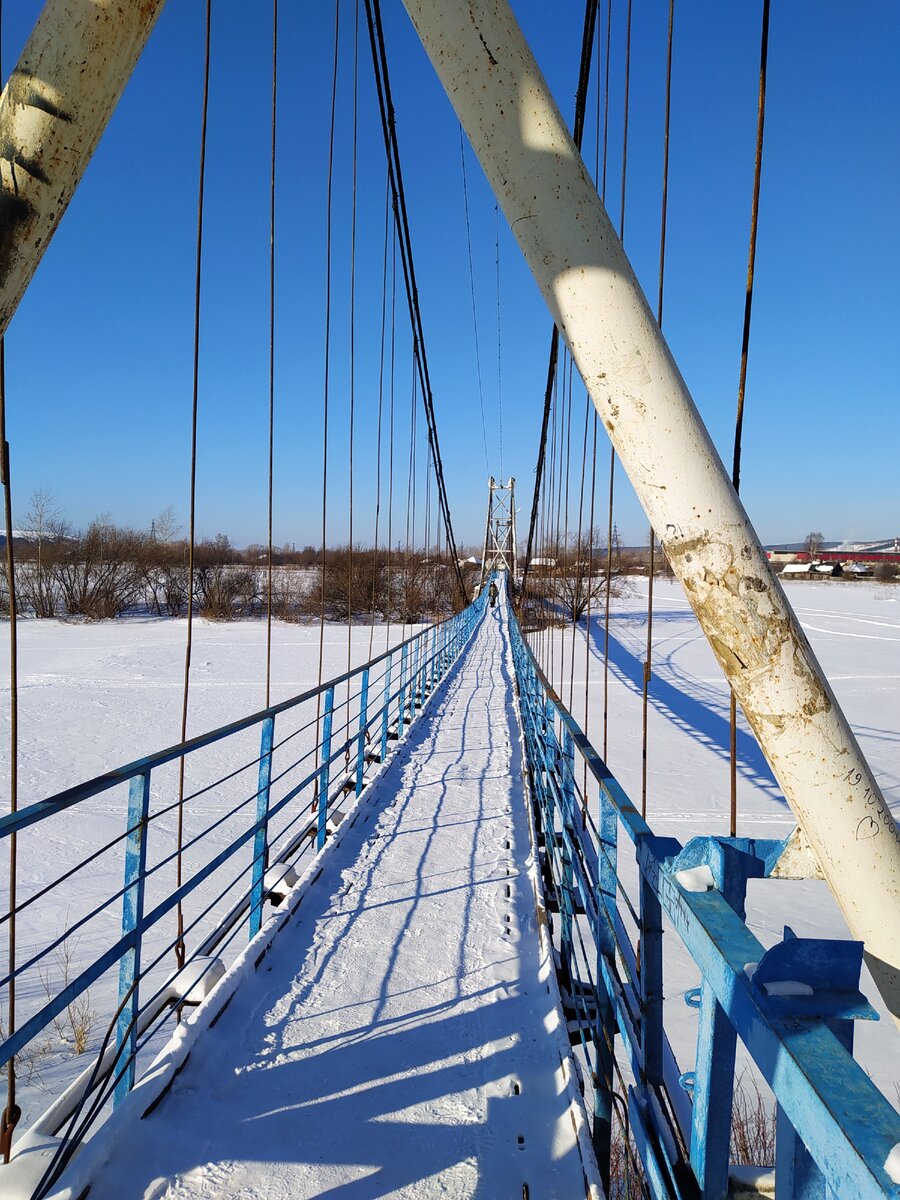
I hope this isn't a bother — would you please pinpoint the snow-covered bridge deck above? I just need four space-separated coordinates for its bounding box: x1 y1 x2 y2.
74 603 597 1199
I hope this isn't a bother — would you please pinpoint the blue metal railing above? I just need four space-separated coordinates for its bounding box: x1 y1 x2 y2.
0 589 485 1171
507 605 900 1200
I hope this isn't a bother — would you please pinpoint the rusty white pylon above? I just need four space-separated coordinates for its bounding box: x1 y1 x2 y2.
402 0 900 1024
0 0 165 339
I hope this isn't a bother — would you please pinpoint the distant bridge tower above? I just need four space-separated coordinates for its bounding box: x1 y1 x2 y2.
479 476 518 589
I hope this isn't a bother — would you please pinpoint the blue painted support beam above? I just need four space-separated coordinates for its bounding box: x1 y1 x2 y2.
685 838 755 1198
248 715 275 940
381 653 392 764
114 769 150 1107
638 837 669 1089
317 687 334 851
690 981 737 1199
356 668 369 798
398 644 408 739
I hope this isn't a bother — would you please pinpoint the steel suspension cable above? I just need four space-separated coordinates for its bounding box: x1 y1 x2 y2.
368 175 391 660
386 226 396 649
641 0 675 818
520 0 598 600
317 0 342 706
495 204 503 482
265 0 278 708
600 0 615 761
730 0 770 837
175 0 212 972
459 125 491 478
347 0 359 725
568 390 592 713
0 16 19 1155
363 0 466 604
0 344 19 1162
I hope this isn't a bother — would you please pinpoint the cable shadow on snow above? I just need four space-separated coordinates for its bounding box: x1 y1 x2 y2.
586 610 785 805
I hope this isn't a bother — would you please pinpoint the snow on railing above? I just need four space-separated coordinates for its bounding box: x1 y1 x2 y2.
0 589 486 1194
507 606 900 1200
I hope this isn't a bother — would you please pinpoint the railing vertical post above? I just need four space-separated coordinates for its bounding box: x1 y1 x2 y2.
114 769 151 1107
381 654 392 763
429 624 437 695
249 715 275 940
356 667 369 797
399 643 408 738
317 687 334 851
776 1104 828 1200
559 727 576 984
690 982 738 1198
594 785 618 1184
639 859 665 1087
413 635 421 710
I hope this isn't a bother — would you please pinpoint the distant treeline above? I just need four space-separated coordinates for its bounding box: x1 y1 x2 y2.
0 501 477 622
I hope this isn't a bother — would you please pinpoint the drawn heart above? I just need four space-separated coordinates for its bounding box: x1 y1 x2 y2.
855 816 879 841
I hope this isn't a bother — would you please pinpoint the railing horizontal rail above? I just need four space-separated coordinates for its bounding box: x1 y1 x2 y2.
0 587 487 1183
0 609 465 838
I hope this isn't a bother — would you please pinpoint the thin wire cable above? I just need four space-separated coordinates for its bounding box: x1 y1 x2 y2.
600 0 616 760
368 173 391 660
641 0 675 818
174 0 212 972
0 343 20 1160
619 0 633 237
582 407 598 792
386 226 396 650
459 125 490 478
346 0 360 754
568 391 592 712
495 203 503 481
364 0 466 602
520 0 598 600
265 0 278 708
730 0 770 837
0 2 20 1153
317 0 342 707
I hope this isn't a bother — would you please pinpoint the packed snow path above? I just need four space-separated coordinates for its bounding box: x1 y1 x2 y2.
77 602 596 1199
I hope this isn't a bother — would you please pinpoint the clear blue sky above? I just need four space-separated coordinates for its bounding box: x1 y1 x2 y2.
3 1 898 550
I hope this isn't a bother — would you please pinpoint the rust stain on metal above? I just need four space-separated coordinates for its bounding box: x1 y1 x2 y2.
668 533 832 737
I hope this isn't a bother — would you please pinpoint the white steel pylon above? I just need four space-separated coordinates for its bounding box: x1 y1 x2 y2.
479 477 518 589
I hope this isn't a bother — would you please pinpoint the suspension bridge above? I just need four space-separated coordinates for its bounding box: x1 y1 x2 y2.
0 1 897 1199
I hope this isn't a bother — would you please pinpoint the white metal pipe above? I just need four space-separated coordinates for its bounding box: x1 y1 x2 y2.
402 0 900 1023
0 0 166 338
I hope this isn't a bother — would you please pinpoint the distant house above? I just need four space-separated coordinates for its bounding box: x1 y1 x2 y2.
781 561 842 579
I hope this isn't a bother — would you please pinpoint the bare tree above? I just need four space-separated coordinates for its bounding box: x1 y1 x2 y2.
18 490 64 616
544 528 618 622
804 531 825 558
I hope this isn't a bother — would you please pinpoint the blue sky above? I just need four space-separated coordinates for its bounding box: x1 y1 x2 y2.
3 1 898 550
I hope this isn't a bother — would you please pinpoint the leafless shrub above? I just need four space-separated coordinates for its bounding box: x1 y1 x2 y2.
39 926 97 1057
48 519 144 619
874 562 898 583
607 1108 646 1200
0 1005 50 1085
268 567 310 621
730 1072 776 1167
192 536 259 619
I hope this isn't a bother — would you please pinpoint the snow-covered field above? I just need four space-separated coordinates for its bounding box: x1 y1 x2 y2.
0 578 898 1156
